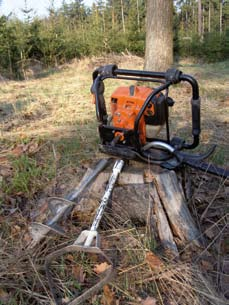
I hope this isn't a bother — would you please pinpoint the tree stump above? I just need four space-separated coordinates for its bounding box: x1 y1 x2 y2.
73 160 203 258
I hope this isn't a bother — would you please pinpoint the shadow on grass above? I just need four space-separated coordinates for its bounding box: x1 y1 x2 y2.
34 67 62 80
176 60 229 80
170 115 229 167
0 99 36 121
43 120 100 167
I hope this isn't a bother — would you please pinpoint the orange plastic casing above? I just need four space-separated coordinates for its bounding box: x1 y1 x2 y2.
110 86 155 144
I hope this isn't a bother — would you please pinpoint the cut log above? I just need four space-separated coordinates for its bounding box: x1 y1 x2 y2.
112 184 153 224
150 185 179 257
73 161 202 255
151 170 202 247
91 166 144 189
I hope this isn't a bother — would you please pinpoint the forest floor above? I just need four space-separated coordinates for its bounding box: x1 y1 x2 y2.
0 55 228 305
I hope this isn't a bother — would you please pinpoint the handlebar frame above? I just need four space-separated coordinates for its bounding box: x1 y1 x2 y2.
91 65 201 150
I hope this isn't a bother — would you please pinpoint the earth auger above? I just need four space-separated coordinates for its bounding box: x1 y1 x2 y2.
29 65 228 304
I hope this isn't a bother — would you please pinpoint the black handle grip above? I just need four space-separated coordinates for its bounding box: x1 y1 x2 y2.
180 74 201 148
191 98 201 136
93 64 118 80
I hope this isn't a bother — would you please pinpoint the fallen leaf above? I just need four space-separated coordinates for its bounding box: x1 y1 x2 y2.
23 233 32 244
145 251 164 272
93 262 110 274
101 285 115 305
0 140 40 163
0 165 12 177
27 141 40 155
72 265 85 283
0 156 9 165
11 145 26 156
66 254 74 262
89 253 100 263
200 259 214 271
11 225 21 235
141 296 157 305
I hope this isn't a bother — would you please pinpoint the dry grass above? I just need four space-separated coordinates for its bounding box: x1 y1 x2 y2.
0 206 226 305
1 54 228 156
0 54 228 304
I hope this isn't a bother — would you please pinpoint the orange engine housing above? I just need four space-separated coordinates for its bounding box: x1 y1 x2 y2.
110 86 155 144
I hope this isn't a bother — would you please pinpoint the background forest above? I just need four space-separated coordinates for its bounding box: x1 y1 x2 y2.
0 0 229 79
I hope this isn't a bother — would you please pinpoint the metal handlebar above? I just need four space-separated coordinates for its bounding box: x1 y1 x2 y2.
91 65 201 150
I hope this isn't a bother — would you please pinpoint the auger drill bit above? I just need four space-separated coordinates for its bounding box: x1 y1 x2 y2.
29 158 110 248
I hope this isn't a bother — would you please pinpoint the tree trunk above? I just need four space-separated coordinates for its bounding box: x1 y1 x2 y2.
102 10 105 33
192 4 195 29
120 0 126 33
198 0 202 38
111 0 115 29
144 0 173 71
202 6 205 34
7 47 13 77
136 0 140 32
208 1 211 33
219 0 223 34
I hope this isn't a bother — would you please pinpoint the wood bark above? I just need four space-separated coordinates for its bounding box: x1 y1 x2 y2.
144 0 173 71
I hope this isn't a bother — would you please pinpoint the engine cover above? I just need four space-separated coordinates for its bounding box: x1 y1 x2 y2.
110 86 165 144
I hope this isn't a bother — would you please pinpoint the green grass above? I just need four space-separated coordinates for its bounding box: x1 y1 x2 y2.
210 147 228 166
3 154 55 198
